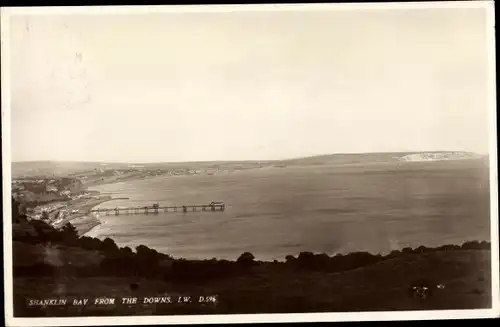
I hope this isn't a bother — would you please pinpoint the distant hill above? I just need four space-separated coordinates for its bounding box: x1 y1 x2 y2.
11 151 486 178
11 161 132 178
284 151 486 166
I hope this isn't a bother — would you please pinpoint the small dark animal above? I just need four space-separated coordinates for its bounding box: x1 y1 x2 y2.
408 278 438 300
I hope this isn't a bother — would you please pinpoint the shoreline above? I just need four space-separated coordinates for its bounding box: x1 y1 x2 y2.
73 217 102 237
79 156 488 189
59 196 125 236
75 197 132 236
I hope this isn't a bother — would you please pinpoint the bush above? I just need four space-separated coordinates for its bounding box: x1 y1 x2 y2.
78 236 103 251
296 252 335 271
102 238 119 254
120 246 134 257
297 251 315 268
302 253 331 270
285 255 296 263
237 252 255 266
328 251 384 272
436 244 461 252
461 240 489 250
386 250 401 259
60 223 79 246
12 198 28 224
28 220 62 244
479 241 491 250
401 247 415 255
414 245 430 254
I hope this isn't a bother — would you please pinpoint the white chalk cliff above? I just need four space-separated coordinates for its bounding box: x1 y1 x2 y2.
398 152 483 162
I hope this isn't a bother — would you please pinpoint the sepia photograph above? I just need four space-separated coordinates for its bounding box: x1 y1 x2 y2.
2 2 498 326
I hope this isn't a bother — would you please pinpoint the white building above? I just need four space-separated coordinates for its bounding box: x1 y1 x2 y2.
46 185 58 193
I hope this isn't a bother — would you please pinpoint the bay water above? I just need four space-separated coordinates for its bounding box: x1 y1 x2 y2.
85 159 491 261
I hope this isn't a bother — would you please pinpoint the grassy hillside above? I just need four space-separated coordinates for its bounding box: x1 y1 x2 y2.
13 246 492 316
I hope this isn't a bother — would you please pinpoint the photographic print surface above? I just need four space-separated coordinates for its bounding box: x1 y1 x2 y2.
2 2 498 326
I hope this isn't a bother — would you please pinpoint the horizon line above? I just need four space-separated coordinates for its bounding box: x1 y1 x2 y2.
11 150 487 165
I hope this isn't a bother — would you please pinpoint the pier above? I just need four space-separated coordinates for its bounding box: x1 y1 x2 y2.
89 203 225 216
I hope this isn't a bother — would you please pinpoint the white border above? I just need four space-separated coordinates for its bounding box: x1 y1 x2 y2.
1 5 15 326
0 1 497 14
2 2 498 326
486 0 500 321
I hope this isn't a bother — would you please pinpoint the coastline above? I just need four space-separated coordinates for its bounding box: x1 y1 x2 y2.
59 195 124 236
72 217 102 237
76 156 488 190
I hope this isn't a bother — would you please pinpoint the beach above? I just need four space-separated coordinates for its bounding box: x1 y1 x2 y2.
52 196 118 236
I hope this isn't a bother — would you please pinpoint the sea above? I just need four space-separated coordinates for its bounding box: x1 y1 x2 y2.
85 159 492 261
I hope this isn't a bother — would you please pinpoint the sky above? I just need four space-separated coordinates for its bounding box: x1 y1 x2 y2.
8 5 495 163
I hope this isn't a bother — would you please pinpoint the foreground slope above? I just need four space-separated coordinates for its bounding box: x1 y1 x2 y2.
13 240 492 316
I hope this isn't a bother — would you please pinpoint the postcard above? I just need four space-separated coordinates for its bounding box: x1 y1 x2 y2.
2 2 498 326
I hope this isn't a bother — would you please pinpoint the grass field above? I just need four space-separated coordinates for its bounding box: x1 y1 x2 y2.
13 247 492 316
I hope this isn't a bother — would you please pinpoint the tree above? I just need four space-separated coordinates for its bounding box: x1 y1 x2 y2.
30 219 59 244
61 223 79 245
79 236 102 250
42 211 50 221
237 252 255 266
401 247 414 255
135 245 161 278
102 237 119 254
120 246 134 257
12 197 22 223
285 255 296 264
297 251 315 268
136 245 161 264
461 241 481 250
62 222 77 235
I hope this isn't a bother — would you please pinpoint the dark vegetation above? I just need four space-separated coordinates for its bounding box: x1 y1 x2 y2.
15 191 68 207
12 177 84 207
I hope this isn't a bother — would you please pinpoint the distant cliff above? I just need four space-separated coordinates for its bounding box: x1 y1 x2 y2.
398 152 484 162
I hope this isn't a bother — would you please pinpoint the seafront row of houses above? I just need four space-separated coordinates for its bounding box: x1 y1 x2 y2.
65 166 226 184
27 201 82 221
11 177 92 225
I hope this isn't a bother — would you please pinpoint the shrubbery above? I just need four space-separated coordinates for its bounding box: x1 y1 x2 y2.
461 240 490 250
284 251 385 272
237 252 255 268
